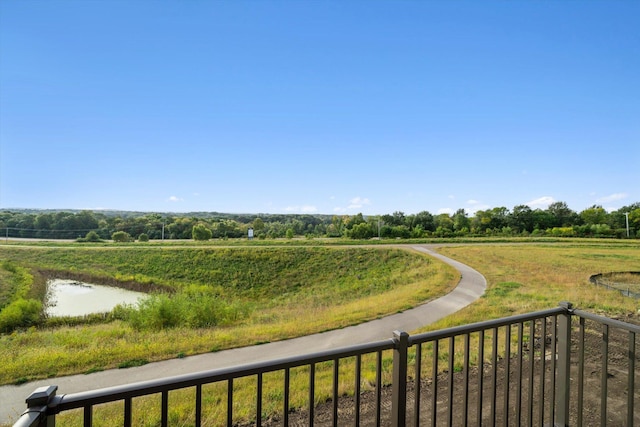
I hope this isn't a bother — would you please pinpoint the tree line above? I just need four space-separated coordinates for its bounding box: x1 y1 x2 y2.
0 201 638 241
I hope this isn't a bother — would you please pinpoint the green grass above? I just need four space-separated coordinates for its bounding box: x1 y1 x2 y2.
0 245 457 384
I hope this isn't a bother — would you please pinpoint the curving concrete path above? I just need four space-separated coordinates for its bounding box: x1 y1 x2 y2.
0 245 486 424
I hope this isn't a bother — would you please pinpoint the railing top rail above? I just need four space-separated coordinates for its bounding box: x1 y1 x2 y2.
572 308 640 333
11 411 40 427
409 306 568 345
53 338 395 412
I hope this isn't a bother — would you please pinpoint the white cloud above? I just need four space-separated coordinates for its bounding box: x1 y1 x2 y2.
596 193 628 203
466 199 490 214
167 196 183 202
526 196 556 209
347 197 371 209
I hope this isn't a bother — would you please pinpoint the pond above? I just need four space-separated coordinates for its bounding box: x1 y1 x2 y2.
46 279 148 317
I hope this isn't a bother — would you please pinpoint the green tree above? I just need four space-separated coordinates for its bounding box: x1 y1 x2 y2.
580 205 608 225
452 209 470 233
547 201 578 227
412 211 435 232
192 224 212 241
510 205 534 233
349 222 374 239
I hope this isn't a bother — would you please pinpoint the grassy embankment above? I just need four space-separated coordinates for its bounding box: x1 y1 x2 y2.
0 245 456 384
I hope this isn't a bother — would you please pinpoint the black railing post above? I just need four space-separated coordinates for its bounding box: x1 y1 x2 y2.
22 385 58 427
555 302 572 427
391 330 409 427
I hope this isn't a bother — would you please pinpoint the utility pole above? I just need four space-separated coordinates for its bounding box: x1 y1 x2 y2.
624 212 630 238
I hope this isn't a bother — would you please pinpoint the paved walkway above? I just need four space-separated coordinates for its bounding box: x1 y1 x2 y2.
1 245 486 424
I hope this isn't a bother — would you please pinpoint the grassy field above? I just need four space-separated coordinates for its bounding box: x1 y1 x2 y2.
0 244 457 385
1 240 639 426
422 241 640 332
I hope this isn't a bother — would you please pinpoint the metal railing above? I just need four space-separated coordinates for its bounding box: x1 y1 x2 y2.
13 302 639 426
589 272 640 299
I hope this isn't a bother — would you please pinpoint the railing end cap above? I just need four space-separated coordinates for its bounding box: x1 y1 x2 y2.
559 301 573 311
26 385 58 407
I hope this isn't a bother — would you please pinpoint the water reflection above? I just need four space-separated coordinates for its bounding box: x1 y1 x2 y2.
46 279 147 317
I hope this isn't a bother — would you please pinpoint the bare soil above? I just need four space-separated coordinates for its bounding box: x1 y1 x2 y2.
254 313 639 426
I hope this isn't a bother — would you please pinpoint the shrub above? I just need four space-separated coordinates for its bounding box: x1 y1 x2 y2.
112 231 132 242
0 298 42 333
118 290 250 331
138 233 149 242
77 231 103 242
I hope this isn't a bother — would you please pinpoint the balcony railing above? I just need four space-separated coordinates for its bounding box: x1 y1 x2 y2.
13 302 639 426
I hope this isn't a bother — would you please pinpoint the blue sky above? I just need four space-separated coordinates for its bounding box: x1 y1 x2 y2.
1 1 638 216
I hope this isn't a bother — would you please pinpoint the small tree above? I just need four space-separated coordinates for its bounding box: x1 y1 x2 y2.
192 224 212 241
112 231 132 242
138 233 149 242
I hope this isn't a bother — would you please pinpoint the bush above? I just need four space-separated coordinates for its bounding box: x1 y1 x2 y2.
112 231 132 242
118 290 250 331
77 231 103 242
0 298 42 333
138 233 149 242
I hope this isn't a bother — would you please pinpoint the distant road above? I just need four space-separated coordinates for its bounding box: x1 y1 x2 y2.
1 244 486 425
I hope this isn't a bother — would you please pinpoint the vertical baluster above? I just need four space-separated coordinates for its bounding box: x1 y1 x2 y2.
284 368 290 427
463 333 470 427
355 355 361 427
431 339 438 427
477 330 485 427
503 325 511 427
516 323 523 425
226 380 233 427
195 385 202 427
162 390 169 427
601 324 609 426
577 317 585 427
84 405 92 427
308 364 315 427
124 398 132 427
414 343 422 427
490 327 498 426
333 359 339 427
256 375 263 427
549 315 557 422
527 320 535 427
376 351 382 427
448 336 455 426
628 331 636 427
